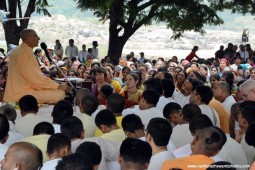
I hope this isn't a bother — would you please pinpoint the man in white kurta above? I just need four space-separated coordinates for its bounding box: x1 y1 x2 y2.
4 29 69 104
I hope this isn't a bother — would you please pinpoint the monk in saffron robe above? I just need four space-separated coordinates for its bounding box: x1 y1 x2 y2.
4 29 71 103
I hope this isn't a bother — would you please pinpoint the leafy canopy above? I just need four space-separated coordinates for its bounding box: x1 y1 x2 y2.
75 0 224 39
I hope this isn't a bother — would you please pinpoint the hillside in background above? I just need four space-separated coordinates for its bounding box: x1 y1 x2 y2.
0 1 254 59
42 0 255 32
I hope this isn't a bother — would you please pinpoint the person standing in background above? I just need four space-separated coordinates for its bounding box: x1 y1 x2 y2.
78 44 88 63
65 39 78 61
92 41 98 59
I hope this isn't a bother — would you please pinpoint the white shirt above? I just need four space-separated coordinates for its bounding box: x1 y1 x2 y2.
65 45 79 60
148 150 175 170
230 64 239 71
222 95 236 113
92 47 98 59
5 130 24 146
122 105 140 117
15 113 50 137
78 50 88 62
41 158 61 170
238 50 249 61
156 96 176 113
241 135 255 165
90 105 107 120
199 104 220 127
171 124 193 149
218 135 247 170
0 144 8 160
173 91 190 107
71 137 121 170
139 136 176 153
136 107 164 127
53 124 61 134
173 144 222 162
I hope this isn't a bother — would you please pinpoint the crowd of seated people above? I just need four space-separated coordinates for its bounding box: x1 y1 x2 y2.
0 41 255 170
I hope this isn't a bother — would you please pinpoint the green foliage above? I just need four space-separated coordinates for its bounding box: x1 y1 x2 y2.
35 0 52 17
210 0 255 15
74 0 224 39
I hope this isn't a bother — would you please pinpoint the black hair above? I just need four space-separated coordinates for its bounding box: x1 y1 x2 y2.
76 142 102 166
239 101 255 126
143 78 163 95
182 103 202 122
107 93 125 113
210 74 220 81
160 79 175 98
33 122 55 135
204 126 227 151
189 114 213 135
34 48 42 56
157 66 168 72
0 114 10 140
120 138 152 165
147 118 172 146
100 84 113 98
95 109 116 127
122 66 131 73
47 133 71 155
142 89 160 106
195 85 213 104
94 67 106 78
56 153 93 170
61 116 84 140
245 123 255 148
187 78 203 91
52 100 73 125
222 71 234 93
122 114 144 133
163 102 182 119
19 95 38 113
81 93 99 116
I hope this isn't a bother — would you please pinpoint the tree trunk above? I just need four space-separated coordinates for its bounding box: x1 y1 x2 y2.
2 0 36 48
3 22 23 46
107 36 126 66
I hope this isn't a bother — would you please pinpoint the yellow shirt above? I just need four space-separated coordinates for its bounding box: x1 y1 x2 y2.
111 80 121 93
95 116 123 137
162 155 214 170
4 43 65 103
20 134 50 163
209 99 229 133
100 128 126 142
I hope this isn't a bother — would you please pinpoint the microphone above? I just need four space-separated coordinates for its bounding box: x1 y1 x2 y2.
40 42 52 63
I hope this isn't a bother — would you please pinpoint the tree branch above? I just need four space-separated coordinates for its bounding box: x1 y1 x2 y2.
137 0 157 11
18 0 22 18
0 0 7 11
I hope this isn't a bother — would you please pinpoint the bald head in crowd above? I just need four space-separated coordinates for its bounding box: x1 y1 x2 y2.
75 88 91 106
213 81 230 102
0 142 42 170
239 80 255 101
191 126 227 157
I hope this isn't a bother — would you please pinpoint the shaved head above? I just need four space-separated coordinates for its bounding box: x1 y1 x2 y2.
191 126 227 157
239 80 255 101
20 29 36 41
216 81 230 95
75 88 91 105
1 142 42 170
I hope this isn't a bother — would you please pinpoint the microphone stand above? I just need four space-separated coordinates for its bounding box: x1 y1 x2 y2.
41 43 77 109
50 59 78 112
